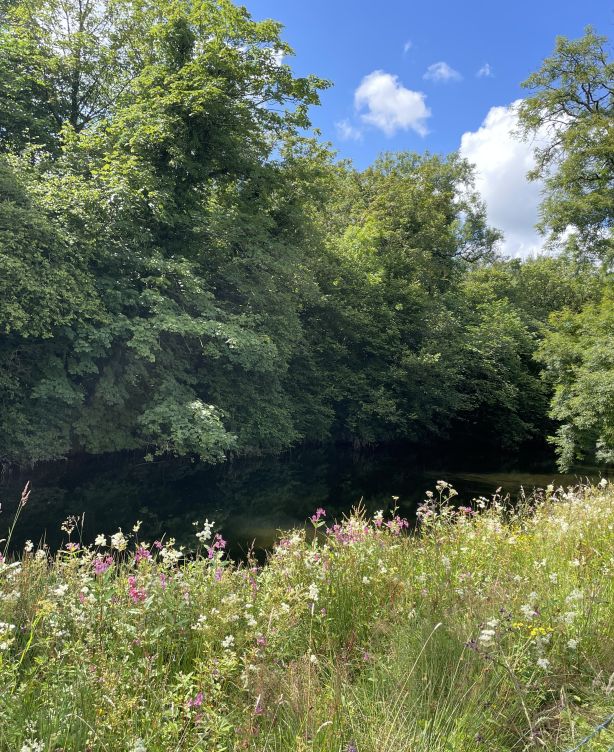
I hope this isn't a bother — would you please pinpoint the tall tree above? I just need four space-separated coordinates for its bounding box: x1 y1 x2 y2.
518 28 614 265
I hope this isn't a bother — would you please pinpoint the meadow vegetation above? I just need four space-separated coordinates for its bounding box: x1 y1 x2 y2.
0 480 612 751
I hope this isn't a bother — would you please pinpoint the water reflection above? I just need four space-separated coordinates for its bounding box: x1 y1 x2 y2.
0 446 608 558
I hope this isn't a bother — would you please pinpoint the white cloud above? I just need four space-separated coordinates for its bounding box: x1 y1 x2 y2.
460 101 549 257
403 39 412 54
354 70 431 136
336 119 363 141
423 61 462 82
476 63 493 78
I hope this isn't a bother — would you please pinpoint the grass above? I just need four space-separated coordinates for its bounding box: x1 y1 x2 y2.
0 480 613 751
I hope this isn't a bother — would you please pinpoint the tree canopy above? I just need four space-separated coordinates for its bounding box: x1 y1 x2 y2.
0 5 612 471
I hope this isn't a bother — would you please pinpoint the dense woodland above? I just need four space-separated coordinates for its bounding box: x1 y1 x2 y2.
0 0 612 470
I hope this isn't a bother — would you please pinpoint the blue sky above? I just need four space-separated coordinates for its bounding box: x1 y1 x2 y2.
246 0 613 256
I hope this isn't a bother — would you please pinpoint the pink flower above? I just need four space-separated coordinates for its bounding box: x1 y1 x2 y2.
188 692 203 708
134 545 152 564
128 575 147 603
311 507 326 523
65 542 80 552
93 555 113 575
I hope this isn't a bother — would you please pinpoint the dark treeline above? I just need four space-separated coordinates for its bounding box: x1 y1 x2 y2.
0 0 612 470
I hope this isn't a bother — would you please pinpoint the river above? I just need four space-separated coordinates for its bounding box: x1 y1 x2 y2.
0 445 608 559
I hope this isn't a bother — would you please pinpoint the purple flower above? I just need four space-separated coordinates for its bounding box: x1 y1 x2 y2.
134 545 152 564
93 555 113 575
188 692 203 708
128 575 147 603
311 507 326 523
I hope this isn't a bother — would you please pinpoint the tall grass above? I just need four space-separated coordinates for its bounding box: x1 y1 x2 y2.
0 481 612 751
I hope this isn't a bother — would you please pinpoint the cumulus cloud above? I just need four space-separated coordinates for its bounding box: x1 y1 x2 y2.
354 70 431 136
423 61 462 82
460 101 549 257
476 63 493 78
336 119 363 141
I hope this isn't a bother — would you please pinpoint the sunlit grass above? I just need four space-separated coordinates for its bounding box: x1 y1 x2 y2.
0 481 612 751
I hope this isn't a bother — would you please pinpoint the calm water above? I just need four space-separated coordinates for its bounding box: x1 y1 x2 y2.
0 446 608 558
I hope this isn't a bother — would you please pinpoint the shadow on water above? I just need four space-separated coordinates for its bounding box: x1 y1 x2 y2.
0 444 609 559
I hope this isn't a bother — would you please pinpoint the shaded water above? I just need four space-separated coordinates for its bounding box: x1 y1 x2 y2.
0 446 608 558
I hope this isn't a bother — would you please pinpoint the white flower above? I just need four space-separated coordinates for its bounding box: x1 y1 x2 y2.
479 629 496 644
308 583 319 602
53 583 69 598
486 619 499 628
221 635 235 650
598 478 608 488
362 575 371 585
34 549 47 561
309 653 318 664
549 573 558 584
537 657 550 670
95 534 107 547
566 589 583 602
562 611 578 625
195 519 215 543
110 531 127 551
441 556 451 570
132 520 142 533
373 510 384 524
130 740 148 752
20 742 44 752
520 604 535 619
23 540 33 553
567 639 578 650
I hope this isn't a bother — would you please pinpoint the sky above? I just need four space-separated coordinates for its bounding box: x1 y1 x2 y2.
246 0 613 257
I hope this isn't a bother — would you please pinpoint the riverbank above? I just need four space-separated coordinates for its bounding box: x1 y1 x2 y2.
1 481 613 751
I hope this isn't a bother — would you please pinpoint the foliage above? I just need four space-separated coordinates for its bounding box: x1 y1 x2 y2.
518 28 614 265
0 0 612 467
0 480 612 750
538 285 614 469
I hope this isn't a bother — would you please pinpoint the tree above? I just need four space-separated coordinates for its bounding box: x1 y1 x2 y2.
537 290 614 469
518 28 614 265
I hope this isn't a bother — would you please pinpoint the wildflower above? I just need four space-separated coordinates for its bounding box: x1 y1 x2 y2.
132 520 142 533
128 576 147 603
134 545 152 564
65 542 80 552
479 628 496 644
188 692 203 708
309 653 318 664
520 604 536 619
53 583 69 597
222 635 235 650
373 510 384 527
549 573 558 584
362 575 371 584
34 549 47 561
308 583 319 602
310 507 326 523
195 519 215 543
537 657 550 670
94 534 107 547
20 741 44 752
345 742 358 752
23 540 33 553
130 740 147 752
93 555 113 575
110 530 127 551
